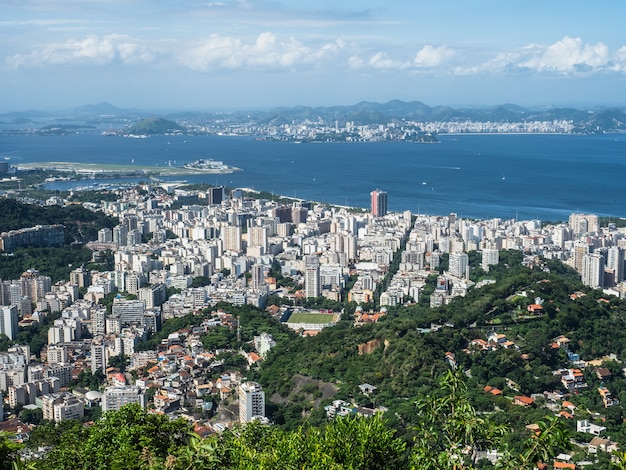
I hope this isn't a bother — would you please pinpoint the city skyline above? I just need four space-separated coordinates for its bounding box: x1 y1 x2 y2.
2 1 626 112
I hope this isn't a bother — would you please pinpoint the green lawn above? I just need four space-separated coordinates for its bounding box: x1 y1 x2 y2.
287 312 337 324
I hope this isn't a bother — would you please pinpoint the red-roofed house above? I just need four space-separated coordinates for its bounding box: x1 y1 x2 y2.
513 395 534 407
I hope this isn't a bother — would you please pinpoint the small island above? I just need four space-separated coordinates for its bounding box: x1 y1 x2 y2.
182 159 233 172
123 117 184 136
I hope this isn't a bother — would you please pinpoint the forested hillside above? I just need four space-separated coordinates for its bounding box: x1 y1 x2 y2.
248 250 626 467
0 197 116 243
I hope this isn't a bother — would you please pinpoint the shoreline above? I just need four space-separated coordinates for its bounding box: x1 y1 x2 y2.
17 161 241 176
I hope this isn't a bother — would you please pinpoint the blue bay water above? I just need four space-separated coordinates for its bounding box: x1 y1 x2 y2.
1 132 626 222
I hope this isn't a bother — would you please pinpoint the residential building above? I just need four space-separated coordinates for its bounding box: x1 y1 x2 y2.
102 386 146 412
449 252 469 278
0 306 18 340
239 381 265 423
42 392 84 422
304 255 320 299
112 299 146 326
582 253 604 288
370 189 388 217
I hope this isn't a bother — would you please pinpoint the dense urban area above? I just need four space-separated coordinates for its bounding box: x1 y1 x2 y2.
1 161 626 469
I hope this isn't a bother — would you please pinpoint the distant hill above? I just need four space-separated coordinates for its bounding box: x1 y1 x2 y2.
0 110 50 121
4 100 626 134
245 100 626 132
124 117 184 135
74 102 127 115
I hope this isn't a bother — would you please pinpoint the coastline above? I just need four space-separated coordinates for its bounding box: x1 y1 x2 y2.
18 161 241 176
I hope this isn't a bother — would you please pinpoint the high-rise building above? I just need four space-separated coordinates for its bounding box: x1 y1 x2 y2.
69 266 91 288
572 242 590 274
239 381 265 423
127 229 142 246
112 299 146 326
319 264 343 290
304 255 320 299
569 213 599 235
251 264 265 290
207 187 224 205
113 225 128 247
91 338 107 373
370 189 388 217
46 345 68 365
606 247 625 284
449 252 469 278
138 283 167 309
291 206 308 224
248 226 269 251
582 252 605 288
222 225 242 253
98 228 113 243
481 248 499 272
0 306 18 340
20 269 51 303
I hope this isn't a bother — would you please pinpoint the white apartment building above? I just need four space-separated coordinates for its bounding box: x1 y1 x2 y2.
239 381 265 423
449 252 469 278
102 386 146 412
42 392 84 422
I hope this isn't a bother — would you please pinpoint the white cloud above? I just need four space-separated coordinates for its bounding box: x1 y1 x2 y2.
179 32 343 71
347 55 365 69
367 52 406 70
519 36 610 73
6 34 153 68
6 30 626 80
413 45 455 68
447 36 626 77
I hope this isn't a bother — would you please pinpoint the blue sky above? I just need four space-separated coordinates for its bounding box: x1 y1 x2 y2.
2 0 626 111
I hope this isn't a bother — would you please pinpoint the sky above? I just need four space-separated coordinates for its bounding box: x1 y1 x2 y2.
2 0 626 112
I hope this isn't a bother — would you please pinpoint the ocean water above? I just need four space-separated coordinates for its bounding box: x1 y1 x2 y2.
1 132 625 222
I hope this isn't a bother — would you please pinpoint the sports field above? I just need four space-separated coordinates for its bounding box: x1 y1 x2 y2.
287 312 337 324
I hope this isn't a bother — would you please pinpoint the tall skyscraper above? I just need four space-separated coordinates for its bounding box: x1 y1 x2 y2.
582 252 605 288
0 306 18 340
207 186 224 206
239 381 265 423
250 264 264 290
304 255 320 299
113 225 129 247
370 189 388 217
222 225 242 253
606 246 625 284
449 252 469 278
248 225 269 251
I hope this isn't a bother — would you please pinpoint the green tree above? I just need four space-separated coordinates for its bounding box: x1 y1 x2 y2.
20 407 43 425
81 403 190 469
107 353 129 373
0 432 23 470
409 370 570 470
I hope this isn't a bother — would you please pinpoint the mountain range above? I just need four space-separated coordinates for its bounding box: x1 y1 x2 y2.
2 100 626 133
